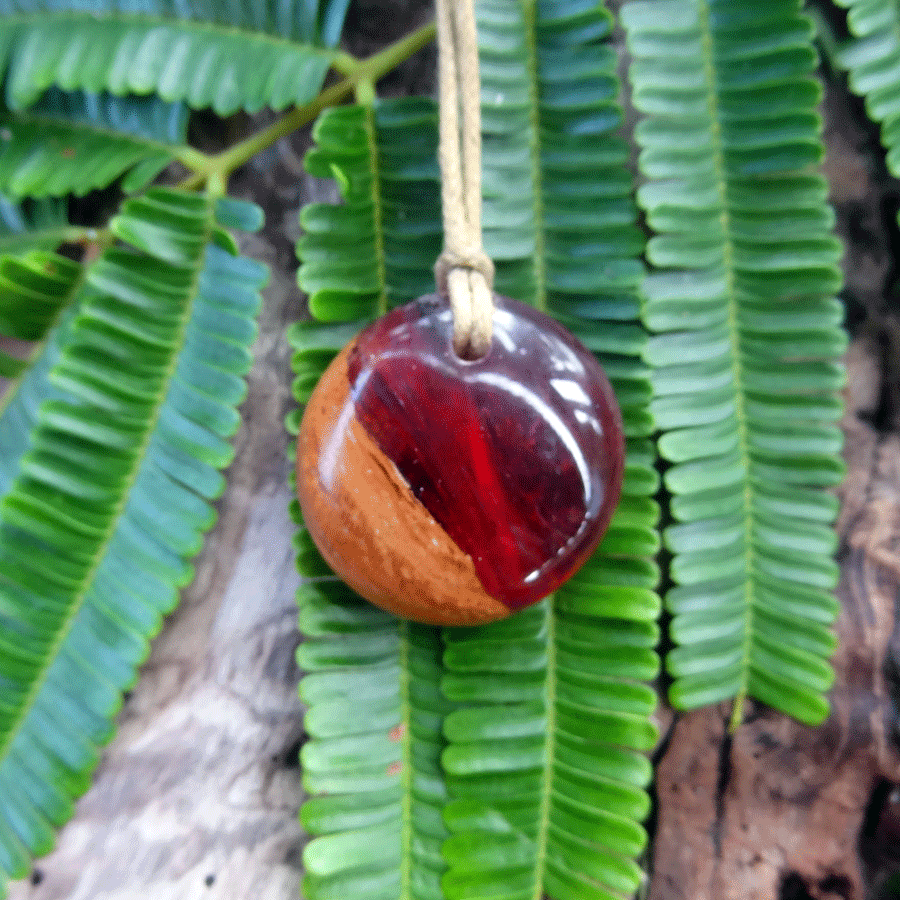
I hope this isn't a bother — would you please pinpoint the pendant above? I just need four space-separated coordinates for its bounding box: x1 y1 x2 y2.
296 293 624 625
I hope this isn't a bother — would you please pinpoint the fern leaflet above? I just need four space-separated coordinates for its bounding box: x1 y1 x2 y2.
0 0 352 115
291 99 449 900
441 4 660 900
0 89 188 197
836 0 900 183
0 188 266 894
622 0 845 725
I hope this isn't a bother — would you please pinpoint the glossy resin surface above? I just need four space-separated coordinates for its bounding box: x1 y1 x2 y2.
298 293 624 623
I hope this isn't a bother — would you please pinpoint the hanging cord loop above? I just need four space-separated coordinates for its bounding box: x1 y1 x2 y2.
435 0 494 359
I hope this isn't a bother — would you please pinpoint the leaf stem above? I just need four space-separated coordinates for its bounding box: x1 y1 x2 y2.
353 17 436 84
331 51 358 76
358 98 389 316
180 19 436 188
522 1 547 313
532 599 557 900
695 0 753 733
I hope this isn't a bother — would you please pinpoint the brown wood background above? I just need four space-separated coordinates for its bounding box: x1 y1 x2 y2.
7 3 900 898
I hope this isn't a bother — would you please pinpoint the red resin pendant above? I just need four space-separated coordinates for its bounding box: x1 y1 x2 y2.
297 293 625 626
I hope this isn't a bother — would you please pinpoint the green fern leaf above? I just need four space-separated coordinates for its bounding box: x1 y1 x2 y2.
0 305 73 500
834 0 900 179
0 251 81 379
0 198 78 254
441 4 659 900
291 99 447 900
0 197 84 445
0 0 351 115
621 0 845 726
0 187 266 893
0 89 188 198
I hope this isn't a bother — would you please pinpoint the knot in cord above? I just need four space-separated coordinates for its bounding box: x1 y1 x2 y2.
434 247 495 297
436 0 494 360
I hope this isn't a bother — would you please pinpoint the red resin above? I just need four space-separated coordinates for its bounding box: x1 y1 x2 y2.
345 294 625 610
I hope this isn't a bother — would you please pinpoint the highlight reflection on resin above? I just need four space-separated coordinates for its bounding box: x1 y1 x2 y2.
297 293 625 626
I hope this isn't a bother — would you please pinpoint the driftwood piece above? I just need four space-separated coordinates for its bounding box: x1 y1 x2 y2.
649 337 900 900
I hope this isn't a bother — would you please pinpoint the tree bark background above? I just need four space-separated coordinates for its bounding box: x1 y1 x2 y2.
7 3 900 899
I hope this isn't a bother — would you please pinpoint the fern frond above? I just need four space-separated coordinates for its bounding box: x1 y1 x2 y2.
441 4 659 900
290 99 441 398
0 0 351 115
0 89 188 198
0 252 81 378
0 197 83 443
622 0 845 725
0 198 77 254
0 254 82 507
298 596 451 900
0 187 265 893
835 0 900 179
291 99 447 900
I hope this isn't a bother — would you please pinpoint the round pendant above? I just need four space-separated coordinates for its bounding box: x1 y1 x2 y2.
296 293 625 626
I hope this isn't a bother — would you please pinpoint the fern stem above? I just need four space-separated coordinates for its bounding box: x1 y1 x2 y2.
174 146 212 172
532 599 557 900
398 620 413 900
361 103 389 317
353 18 437 84
180 20 436 188
522 0 547 313
194 79 357 183
330 50 358 76
696 0 753 731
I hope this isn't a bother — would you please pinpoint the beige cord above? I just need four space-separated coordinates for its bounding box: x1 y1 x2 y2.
435 0 494 359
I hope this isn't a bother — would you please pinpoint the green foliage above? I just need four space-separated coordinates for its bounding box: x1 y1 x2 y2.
622 0 846 726
0 261 77 380
0 198 73 253
440 5 659 900
0 0 382 894
290 99 449 900
835 0 900 179
0 198 84 475
0 188 266 892
290 7 662 900
0 0 854 896
0 90 189 197
0 0 348 115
